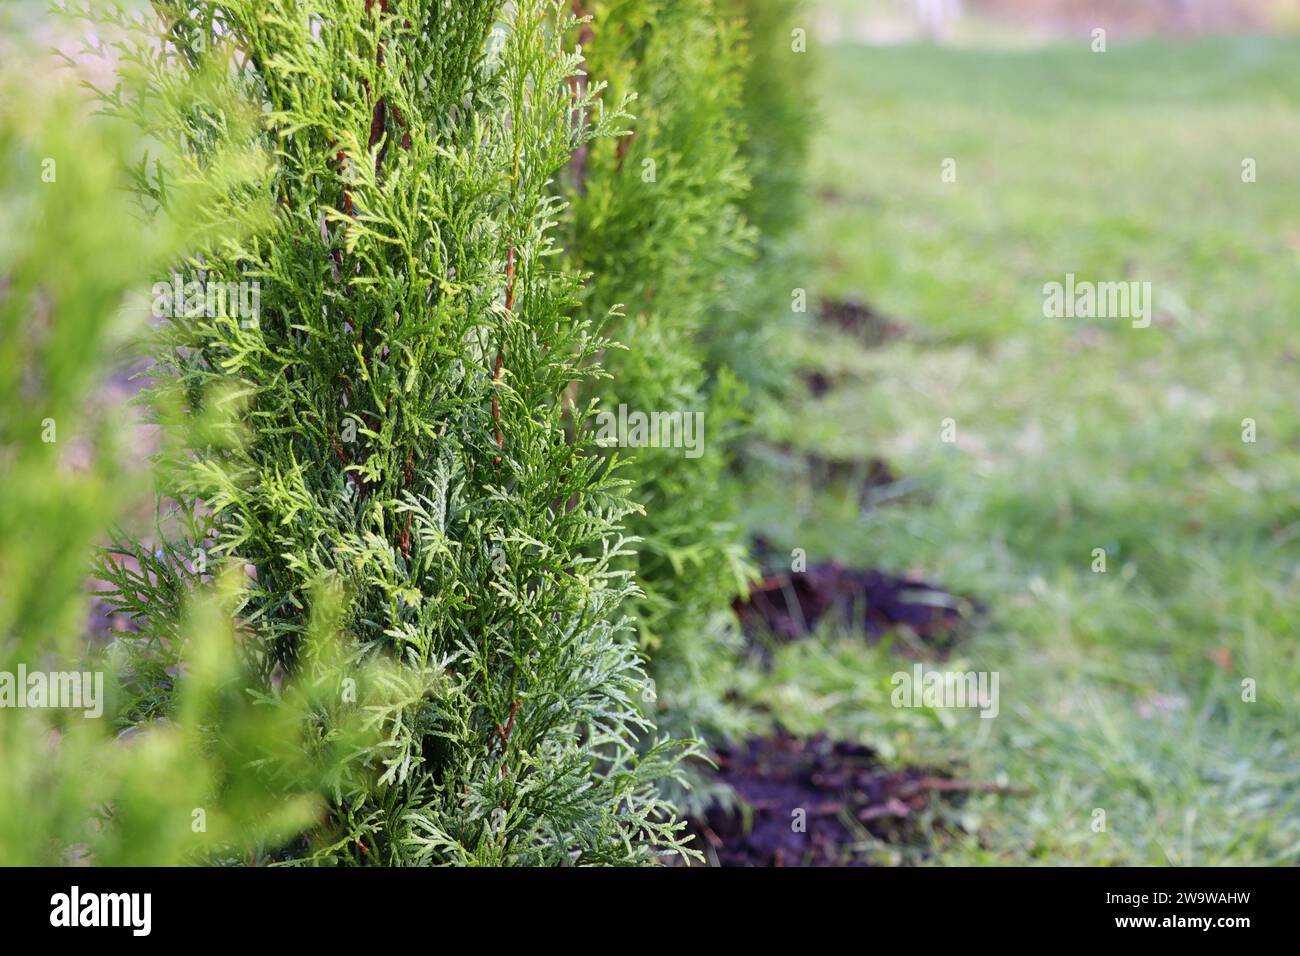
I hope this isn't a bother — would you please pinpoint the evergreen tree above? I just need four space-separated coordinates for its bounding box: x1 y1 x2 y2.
93 0 697 865
0 7 366 865
562 0 812 751
562 0 759 745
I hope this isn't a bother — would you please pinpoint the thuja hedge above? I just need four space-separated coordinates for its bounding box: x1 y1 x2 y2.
563 0 812 749
563 0 758 745
96 0 699 865
0 0 811 865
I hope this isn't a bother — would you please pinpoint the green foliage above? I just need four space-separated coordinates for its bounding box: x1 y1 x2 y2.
562 0 759 743
0 14 361 865
86 0 698 865
561 0 813 750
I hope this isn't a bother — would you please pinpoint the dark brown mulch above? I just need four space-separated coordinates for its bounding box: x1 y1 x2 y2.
734 562 976 652
688 731 959 867
797 297 905 396
802 450 897 491
752 445 901 509
800 368 835 398
818 296 907 348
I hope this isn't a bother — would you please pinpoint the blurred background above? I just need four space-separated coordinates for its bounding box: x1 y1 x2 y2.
816 0 1300 42
721 0 1300 864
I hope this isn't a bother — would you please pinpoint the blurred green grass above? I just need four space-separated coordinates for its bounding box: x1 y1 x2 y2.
744 35 1300 864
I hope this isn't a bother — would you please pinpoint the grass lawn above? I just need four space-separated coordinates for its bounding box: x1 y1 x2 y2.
740 34 1300 864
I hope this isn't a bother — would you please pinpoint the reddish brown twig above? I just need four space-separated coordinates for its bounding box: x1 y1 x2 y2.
496 700 520 780
496 700 520 750
329 433 350 467
398 450 414 559
390 104 412 152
